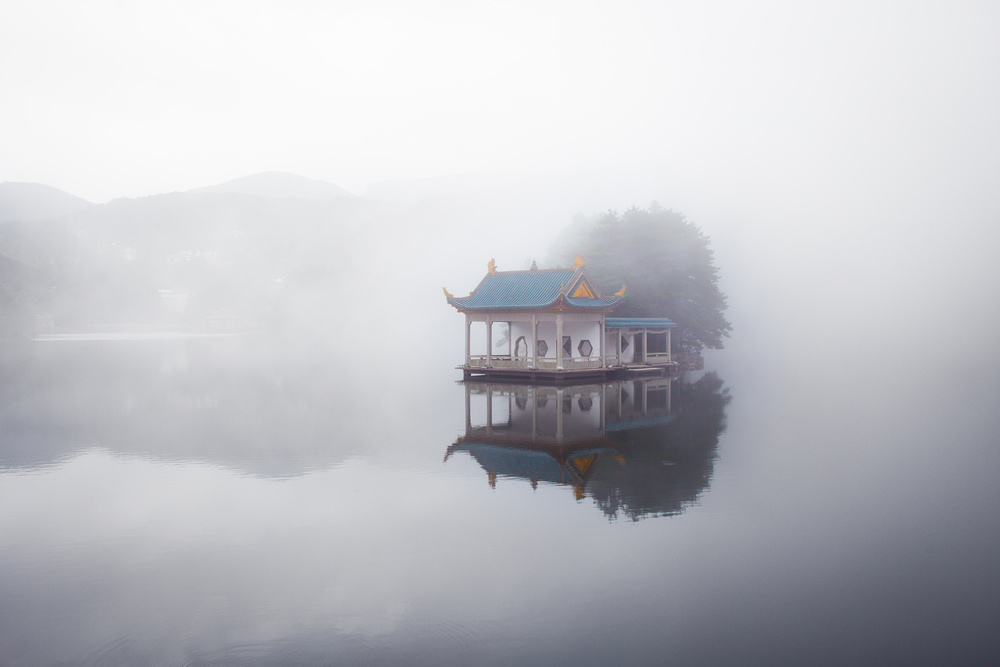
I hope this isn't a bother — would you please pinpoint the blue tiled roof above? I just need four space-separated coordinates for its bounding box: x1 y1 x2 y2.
456 444 617 485
605 317 677 328
566 296 623 308
448 269 624 311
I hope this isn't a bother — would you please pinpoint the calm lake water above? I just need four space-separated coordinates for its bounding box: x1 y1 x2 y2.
1 327 998 666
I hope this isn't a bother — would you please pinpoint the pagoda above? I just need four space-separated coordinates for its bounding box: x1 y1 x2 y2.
445 256 677 381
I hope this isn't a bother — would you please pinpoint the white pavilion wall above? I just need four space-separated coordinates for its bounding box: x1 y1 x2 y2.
562 321 600 359
510 320 535 358
534 320 601 359
537 322 556 357
606 331 635 363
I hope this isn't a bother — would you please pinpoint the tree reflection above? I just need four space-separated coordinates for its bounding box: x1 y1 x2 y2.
447 374 731 521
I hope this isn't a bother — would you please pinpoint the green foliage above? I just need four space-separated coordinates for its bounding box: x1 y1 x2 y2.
555 204 731 354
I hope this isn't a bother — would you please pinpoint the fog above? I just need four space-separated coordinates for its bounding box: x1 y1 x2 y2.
3 2 1000 664
3 1 998 355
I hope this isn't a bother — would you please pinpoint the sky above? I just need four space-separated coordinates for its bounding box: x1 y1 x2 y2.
2 0 998 206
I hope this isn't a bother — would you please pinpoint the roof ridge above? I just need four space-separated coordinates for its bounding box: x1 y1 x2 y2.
493 267 575 274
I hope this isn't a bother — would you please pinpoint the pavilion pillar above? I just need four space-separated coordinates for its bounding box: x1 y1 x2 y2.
486 314 493 367
465 314 471 366
531 314 537 368
643 330 648 364
600 317 606 367
556 314 564 370
667 328 672 363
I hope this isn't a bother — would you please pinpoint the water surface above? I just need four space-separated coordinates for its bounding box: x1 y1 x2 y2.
1 330 998 665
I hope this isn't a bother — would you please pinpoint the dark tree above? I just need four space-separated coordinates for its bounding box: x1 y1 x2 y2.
554 204 731 354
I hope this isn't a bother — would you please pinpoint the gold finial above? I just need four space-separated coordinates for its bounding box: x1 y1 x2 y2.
615 284 626 297
488 258 496 274
574 254 585 269
560 282 565 294
443 287 453 298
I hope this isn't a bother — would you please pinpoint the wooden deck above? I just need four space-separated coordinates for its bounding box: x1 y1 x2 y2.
459 362 678 383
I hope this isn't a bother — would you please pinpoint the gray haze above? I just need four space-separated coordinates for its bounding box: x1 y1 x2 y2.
2 1 998 346
2 2 1000 665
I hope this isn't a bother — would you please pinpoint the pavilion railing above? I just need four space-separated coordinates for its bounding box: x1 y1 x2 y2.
468 356 603 370
537 357 602 370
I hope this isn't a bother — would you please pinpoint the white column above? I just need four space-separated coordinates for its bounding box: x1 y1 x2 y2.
531 314 537 367
486 315 493 367
465 314 471 365
667 328 672 362
600 317 606 367
643 330 648 364
556 314 564 369
616 329 621 365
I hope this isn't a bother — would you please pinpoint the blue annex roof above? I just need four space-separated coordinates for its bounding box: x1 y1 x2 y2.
447 267 624 312
605 317 677 328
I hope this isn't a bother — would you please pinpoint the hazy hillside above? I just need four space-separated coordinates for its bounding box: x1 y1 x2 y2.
0 171 571 339
0 185 372 336
189 171 355 200
0 182 93 223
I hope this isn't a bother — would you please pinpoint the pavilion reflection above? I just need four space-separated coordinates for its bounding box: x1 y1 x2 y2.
446 375 730 521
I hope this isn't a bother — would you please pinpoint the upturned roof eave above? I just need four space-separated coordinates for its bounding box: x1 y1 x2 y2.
447 294 625 313
445 264 620 312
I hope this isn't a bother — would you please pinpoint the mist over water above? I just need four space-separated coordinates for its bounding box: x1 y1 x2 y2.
2 192 999 664
3 1 1000 664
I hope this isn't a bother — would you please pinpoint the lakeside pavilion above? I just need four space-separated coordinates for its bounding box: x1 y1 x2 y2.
444 257 678 381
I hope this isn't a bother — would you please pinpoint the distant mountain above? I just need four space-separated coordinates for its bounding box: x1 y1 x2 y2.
0 182 93 223
189 171 355 200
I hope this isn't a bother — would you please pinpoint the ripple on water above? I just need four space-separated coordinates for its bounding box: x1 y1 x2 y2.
173 615 498 666
180 636 362 667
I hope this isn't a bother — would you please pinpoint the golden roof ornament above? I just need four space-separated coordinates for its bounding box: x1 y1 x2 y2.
574 254 585 269
443 287 453 298
615 284 627 297
488 258 496 274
